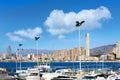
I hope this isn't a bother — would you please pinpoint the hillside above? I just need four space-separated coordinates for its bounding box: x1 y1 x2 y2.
20 49 54 56
90 44 116 56
13 44 116 56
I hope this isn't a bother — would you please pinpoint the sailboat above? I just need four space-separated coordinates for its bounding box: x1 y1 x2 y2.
25 68 40 80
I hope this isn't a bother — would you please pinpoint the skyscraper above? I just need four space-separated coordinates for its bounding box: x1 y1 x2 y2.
7 45 12 59
113 41 120 59
53 50 59 61
60 49 67 61
80 47 84 55
85 33 90 60
69 49 75 61
73 48 78 61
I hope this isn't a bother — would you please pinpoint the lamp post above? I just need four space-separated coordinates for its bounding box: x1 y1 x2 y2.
18 43 23 70
16 50 18 72
102 54 104 70
75 21 85 72
35 36 40 67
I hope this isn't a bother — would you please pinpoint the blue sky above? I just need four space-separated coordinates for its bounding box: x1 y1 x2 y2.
0 0 120 53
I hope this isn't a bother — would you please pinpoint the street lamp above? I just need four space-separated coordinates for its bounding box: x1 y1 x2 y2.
35 36 40 67
75 21 85 72
18 43 23 71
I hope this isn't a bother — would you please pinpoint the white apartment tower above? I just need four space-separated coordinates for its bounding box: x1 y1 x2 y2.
85 33 90 59
113 41 120 59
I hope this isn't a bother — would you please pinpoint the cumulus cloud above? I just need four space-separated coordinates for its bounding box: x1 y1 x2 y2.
44 6 111 38
14 27 42 39
6 33 23 42
6 27 42 42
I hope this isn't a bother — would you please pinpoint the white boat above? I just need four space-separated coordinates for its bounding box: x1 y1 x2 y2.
16 69 27 74
107 74 120 80
42 69 78 80
36 64 51 73
51 75 78 80
82 74 97 80
96 74 107 80
106 70 120 80
42 73 61 80
55 69 73 75
18 70 28 79
25 68 40 80
42 69 72 80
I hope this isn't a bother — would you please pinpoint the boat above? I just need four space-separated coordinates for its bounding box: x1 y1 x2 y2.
18 70 28 79
96 74 108 80
51 75 78 80
42 69 78 80
107 74 120 80
36 63 51 73
55 69 74 75
25 68 41 80
82 74 97 80
42 73 61 80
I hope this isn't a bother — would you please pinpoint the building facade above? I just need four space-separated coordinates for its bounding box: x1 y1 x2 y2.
113 41 120 59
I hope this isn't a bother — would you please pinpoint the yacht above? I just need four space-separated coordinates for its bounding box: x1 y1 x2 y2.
51 75 78 80
25 68 40 80
82 74 97 80
42 73 61 80
107 74 120 80
15 69 28 79
36 63 51 73
42 69 78 80
18 70 28 79
55 69 73 75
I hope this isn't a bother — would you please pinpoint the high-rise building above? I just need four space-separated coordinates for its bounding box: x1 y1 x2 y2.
80 47 84 55
69 48 78 61
53 50 59 61
66 51 70 61
80 47 85 61
69 49 74 61
73 48 79 61
60 49 67 61
113 41 120 59
7 45 12 59
27 53 35 60
85 33 90 60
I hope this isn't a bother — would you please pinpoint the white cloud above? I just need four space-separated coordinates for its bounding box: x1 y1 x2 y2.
44 6 111 38
6 27 42 42
58 35 65 39
6 33 23 42
14 27 42 39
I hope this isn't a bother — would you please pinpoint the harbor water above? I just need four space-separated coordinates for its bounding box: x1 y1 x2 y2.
0 61 120 73
50 61 120 71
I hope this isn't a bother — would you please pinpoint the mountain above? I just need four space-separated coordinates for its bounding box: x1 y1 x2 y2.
14 44 116 56
90 44 116 56
19 49 54 56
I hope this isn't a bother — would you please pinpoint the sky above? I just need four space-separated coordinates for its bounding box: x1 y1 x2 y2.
0 0 120 53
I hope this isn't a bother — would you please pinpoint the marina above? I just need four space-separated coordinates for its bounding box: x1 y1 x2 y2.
0 61 120 80
0 0 120 80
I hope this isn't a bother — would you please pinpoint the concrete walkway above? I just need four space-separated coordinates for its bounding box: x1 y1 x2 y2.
0 74 17 80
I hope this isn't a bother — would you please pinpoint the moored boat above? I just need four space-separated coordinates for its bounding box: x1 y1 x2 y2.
25 68 40 80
